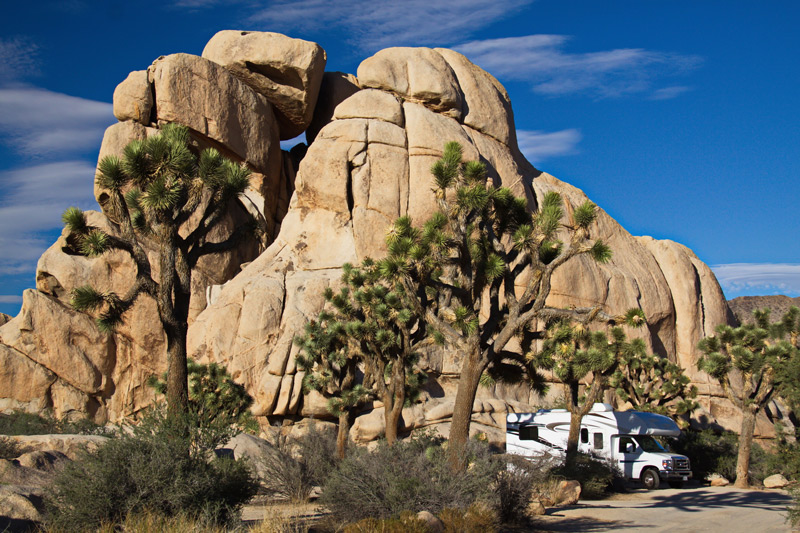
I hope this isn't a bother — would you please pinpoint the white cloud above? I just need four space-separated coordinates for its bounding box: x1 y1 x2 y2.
0 161 97 275
0 37 39 82
712 263 800 296
650 86 691 100
0 295 22 304
193 0 534 51
517 128 581 163
455 35 701 99
0 87 113 156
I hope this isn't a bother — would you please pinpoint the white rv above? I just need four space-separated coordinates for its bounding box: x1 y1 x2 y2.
506 403 692 489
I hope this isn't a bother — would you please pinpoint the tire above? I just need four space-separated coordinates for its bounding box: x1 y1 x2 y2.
668 480 684 489
641 468 660 490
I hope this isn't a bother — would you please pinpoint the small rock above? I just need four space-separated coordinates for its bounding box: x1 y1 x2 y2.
0 485 45 521
416 510 444 533
763 474 790 489
553 480 582 505
17 450 69 473
708 474 730 487
527 499 546 516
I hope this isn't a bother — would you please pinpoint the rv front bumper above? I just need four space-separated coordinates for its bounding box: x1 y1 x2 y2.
660 470 692 481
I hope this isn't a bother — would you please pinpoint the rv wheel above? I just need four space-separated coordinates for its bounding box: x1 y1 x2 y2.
641 468 660 490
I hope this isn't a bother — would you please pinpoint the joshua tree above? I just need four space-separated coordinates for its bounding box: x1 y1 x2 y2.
63 123 255 414
295 259 428 454
294 309 371 458
375 141 631 470
697 308 798 487
531 316 645 466
610 349 698 424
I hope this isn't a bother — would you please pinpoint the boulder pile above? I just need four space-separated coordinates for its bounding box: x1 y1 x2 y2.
0 31 782 444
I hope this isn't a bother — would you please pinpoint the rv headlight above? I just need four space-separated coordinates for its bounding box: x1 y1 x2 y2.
662 459 673 470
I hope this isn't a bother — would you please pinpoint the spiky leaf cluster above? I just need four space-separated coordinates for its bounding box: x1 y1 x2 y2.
697 307 798 410
294 259 428 424
62 123 256 336
609 345 698 418
148 359 256 433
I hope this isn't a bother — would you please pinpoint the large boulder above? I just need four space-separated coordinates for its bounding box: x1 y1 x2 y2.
188 45 735 440
148 53 280 177
112 70 153 124
202 30 326 140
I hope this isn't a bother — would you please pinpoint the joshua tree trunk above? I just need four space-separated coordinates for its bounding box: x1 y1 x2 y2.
383 362 405 446
735 406 758 488
564 379 604 468
448 346 484 471
165 323 189 415
336 411 351 460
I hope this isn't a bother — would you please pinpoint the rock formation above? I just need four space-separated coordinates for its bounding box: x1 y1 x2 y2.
0 31 781 444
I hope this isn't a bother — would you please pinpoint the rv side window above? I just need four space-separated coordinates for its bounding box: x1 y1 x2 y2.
593 432 603 449
580 428 589 444
519 425 538 441
619 436 635 453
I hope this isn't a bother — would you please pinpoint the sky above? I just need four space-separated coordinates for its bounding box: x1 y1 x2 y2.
1 0 799 316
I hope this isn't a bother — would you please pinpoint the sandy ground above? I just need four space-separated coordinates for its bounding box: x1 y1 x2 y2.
534 485 794 532
242 485 795 532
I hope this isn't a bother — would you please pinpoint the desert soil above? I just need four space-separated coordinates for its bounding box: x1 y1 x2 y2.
534 485 793 532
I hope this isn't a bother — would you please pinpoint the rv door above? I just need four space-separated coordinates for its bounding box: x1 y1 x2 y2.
613 435 639 480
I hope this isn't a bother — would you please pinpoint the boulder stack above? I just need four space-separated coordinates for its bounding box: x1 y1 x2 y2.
0 33 772 444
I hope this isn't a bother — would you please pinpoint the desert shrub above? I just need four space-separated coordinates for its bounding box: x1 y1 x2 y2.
258 426 338 502
671 428 769 482
788 487 800 527
0 410 105 436
439 503 499 533
493 454 550 523
44 407 258 532
258 423 339 501
321 431 503 523
764 428 800 481
0 435 22 459
552 452 622 499
342 511 430 533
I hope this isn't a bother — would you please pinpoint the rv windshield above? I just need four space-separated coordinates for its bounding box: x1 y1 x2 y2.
635 435 666 453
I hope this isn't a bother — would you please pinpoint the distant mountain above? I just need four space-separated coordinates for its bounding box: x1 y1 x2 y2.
727 295 800 324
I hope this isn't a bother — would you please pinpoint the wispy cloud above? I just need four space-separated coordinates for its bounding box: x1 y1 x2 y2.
517 128 581 163
712 263 800 296
0 87 113 156
455 35 701 99
173 0 534 51
650 86 691 100
0 161 97 275
0 295 23 304
0 37 39 82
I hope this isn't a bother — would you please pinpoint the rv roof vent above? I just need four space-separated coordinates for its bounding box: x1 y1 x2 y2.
591 403 614 412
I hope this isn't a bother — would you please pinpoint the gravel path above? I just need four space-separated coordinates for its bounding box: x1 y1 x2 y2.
534 485 794 532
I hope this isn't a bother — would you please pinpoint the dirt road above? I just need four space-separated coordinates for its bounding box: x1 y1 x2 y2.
535 485 794 532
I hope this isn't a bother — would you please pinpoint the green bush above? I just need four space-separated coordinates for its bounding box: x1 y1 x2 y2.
149 359 258 435
494 454 547 523
552 453 622 499
258 425 338 501
0 410 105 436
320 431 503 524
0 435 22 459
764 428 800 481
671 429 769 483
44 406 258 532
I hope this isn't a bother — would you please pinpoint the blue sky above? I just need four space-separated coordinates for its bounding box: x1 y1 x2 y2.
1 0 799 316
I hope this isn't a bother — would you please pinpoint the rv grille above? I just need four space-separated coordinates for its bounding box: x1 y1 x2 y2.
675 458 690 471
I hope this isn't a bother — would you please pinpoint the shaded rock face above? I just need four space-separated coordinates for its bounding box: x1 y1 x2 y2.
0 36 749 441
